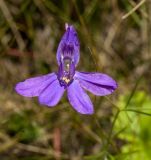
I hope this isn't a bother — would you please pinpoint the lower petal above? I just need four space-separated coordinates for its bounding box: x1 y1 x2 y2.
15 73 57 97
67 80 94 114
75 71 117 96
39 79 65 107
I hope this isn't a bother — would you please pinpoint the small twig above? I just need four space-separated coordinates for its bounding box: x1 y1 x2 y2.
17 143 68 158
53 127 61 160
122 0 146 19
88 47 98 72
81 124 102 144
17 143 54 155
0 132 18 153
0 139 17 153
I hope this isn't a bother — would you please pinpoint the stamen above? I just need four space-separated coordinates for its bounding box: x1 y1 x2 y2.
62 77 70 84
58 42 75 87
64 58 71 72
58 57 75 87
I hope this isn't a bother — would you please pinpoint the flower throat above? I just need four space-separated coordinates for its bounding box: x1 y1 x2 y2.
58 44 75 87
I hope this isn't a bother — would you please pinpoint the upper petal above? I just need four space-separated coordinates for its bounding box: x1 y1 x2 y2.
39 79 65 107
56 24 80 66
15 73 57 97
75 71 118 96
67 80 94 114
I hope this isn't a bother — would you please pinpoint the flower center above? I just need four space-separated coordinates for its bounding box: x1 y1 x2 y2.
57 45 75 87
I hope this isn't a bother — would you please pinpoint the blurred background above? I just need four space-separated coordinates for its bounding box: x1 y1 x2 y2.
0 0 151 159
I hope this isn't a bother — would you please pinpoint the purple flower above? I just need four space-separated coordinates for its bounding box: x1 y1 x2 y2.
15 24 117 115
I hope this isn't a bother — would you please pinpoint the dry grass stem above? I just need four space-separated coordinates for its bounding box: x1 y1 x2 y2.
122 0 146 19
0 0 25 50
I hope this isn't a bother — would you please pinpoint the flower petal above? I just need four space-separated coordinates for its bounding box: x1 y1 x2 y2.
15 73 57 97
75 71 118 96
67 80 94 114
56 24 80 66
39 79 65 107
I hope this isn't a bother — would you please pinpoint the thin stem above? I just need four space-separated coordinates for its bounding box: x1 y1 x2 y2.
122 0 146 19
0 0 25 50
